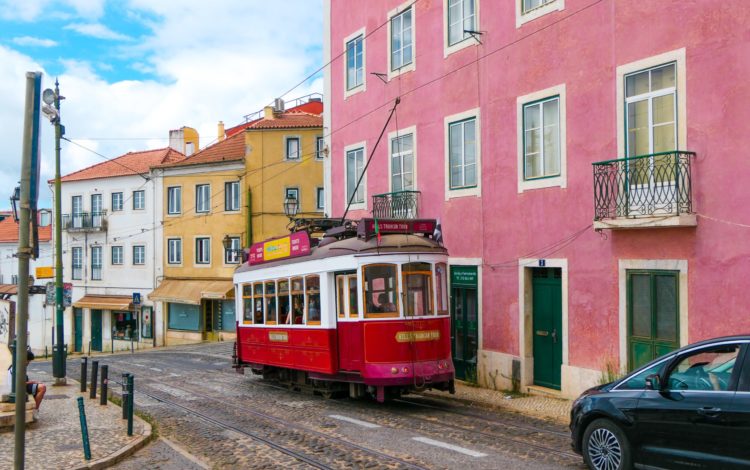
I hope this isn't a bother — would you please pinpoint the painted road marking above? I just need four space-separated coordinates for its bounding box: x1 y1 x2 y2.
328 414 381 429
412 437 487 458
149 367 163 372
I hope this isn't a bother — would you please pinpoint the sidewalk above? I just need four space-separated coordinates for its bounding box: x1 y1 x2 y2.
0 372 151 470
423 381 572 425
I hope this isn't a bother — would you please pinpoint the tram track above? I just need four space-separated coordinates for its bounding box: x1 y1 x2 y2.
67 361 430 470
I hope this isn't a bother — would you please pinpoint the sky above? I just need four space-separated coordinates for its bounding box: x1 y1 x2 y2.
0 0 324 210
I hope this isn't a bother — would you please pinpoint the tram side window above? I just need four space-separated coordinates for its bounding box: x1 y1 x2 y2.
253 282 264 324
363 264 399 318
265 281 277 324
337 276 346 318
336 273 359 319
306 275 321 324
402 262 434 316
242 284 253 324
348 276 359 318
291 277 305 324
278 279 291 324
435 263 448 315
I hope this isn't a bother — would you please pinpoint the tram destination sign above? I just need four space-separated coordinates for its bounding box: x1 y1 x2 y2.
358 219 437 240
249 231 312 265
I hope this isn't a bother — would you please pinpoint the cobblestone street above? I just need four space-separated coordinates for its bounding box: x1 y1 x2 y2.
32 343 585 469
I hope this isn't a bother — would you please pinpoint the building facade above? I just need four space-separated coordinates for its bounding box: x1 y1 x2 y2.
59 148 185 353
325 0 750 397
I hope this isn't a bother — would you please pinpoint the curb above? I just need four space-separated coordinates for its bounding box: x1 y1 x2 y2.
71 408 153 470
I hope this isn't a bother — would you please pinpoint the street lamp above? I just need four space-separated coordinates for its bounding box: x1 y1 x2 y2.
222 235 244 263
283 195 299 219
42 80 66 383
9 187 20 222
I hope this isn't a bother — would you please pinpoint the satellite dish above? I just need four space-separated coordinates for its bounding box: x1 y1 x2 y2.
42 88 55 105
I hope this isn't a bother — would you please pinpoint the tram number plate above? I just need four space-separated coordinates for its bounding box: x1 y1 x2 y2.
395 330 441 343
269 331 289 342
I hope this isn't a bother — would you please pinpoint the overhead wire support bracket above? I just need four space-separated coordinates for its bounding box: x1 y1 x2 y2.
464 29 484 44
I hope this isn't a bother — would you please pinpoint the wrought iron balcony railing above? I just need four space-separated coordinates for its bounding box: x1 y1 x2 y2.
593 151 695 220
372 190 420 219
62 211 108 231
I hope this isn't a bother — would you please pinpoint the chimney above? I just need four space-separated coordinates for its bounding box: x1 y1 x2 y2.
264 106 275 119
218 121 225 141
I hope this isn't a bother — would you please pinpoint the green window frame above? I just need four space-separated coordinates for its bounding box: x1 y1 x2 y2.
448 117 477 190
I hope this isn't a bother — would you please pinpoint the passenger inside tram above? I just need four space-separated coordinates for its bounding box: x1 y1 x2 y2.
292 297 304 324
377 292 396 312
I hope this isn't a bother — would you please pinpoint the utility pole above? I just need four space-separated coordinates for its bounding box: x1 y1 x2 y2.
43 80 66 383
15 70 42 470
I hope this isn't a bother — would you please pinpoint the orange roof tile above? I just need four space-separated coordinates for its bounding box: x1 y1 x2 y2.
225 101 323 138
246 111 322 130
0 216 52 243
156 132 246 169
58 148 185 183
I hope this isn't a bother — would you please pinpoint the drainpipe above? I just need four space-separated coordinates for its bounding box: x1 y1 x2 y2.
246 189 252 245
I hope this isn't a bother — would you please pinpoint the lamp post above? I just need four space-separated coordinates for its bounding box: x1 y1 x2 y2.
283 195 299 219
222 235 244 263
42 80 66 383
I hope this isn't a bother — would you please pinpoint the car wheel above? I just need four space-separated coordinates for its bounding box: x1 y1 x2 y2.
582 418 632 470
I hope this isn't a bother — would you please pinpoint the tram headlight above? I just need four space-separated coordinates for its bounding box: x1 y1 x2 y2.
402 367 409 374
391 367 398 375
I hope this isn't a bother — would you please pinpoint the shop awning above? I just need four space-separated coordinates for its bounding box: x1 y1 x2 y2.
148 279 234 305
0 284 18 295
73 295 133 310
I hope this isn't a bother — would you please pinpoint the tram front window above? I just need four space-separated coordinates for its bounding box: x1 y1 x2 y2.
242 284 253 324
403 262 434 316
306 275 321 324
253 282 264 324
265 281 277 324
278 279 290 324
291 277 304 324
436 262 448 315
363 264 399 318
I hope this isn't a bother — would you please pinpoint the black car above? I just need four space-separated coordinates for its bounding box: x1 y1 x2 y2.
570 335 750 470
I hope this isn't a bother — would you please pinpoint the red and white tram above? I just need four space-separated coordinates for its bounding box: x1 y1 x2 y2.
232 219 455 402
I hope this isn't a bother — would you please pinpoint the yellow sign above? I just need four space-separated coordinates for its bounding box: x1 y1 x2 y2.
264 238 291 261
35 266 54 279
395 330 441 343
268 331 289 343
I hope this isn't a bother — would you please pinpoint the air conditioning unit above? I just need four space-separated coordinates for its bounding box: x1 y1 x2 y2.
274 98 285 113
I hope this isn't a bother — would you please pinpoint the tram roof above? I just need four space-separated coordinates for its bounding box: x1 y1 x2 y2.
235 234 446 273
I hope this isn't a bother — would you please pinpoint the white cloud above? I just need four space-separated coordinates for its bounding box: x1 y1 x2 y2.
11 36 58 47
0 0 104 21
64 22 130 40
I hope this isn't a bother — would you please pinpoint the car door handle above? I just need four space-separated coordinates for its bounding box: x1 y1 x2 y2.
696 407 721 418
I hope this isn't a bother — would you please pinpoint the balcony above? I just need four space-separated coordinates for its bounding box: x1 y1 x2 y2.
593 151 697 229
62 211 108 232
372 190 420 219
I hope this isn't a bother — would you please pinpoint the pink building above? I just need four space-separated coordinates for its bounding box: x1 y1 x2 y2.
323 0 750 398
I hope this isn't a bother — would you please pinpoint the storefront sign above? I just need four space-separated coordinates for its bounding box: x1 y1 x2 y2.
395 330 441 343
249 232 311 265
450 265 478 288
268 331 289 342
35 266 53 279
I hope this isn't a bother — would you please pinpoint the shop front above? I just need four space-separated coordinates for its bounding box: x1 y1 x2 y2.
71 294 155 352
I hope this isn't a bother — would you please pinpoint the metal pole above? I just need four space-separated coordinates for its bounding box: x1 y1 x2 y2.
9 340 17 400
121 373 128 420
14 71 41 470
99 365 108 406
52 79 66 384
80 357 87 393
126 374 134 436
89 361 98 399
76 397 91 460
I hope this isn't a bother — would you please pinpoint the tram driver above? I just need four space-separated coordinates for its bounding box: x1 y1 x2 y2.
378 293 397 313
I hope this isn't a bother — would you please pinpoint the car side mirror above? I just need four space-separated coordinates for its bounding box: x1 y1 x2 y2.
645 374 662 391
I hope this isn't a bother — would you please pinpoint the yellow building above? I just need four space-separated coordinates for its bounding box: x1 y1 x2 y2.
150 97 324 344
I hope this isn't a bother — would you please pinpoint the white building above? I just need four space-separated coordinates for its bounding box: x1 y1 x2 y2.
0 212 54 355
58 148 185 352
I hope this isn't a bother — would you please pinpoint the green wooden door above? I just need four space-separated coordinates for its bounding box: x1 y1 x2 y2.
532 268 562 390
627 270 679 371
450 266 479 381
74 308 83 352
91 309 102 351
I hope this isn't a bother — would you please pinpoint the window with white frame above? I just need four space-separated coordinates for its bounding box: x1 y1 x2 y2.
133 245 145 265
625 63 677 158
167 186 181 214
390 7 413 71
285 137 300 160
448 118 477 189
316 136 325 160
72 247 82 280
285 187 299 208
447 0 476 46
111 192 123 211
523 96 560 180
111 246 123 265
225 181 240 211
133 190 145 210
346 147 365 204
195 184 210 213
167 238 182 265
346 35 364 90
225 236 240 264
522 0 554 14
316 187 324 210
195 238 210 264
91 246 102 280
391 134 415 192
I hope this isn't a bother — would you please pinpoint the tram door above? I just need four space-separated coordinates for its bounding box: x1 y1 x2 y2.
335 272 360 371
450 266 478 381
